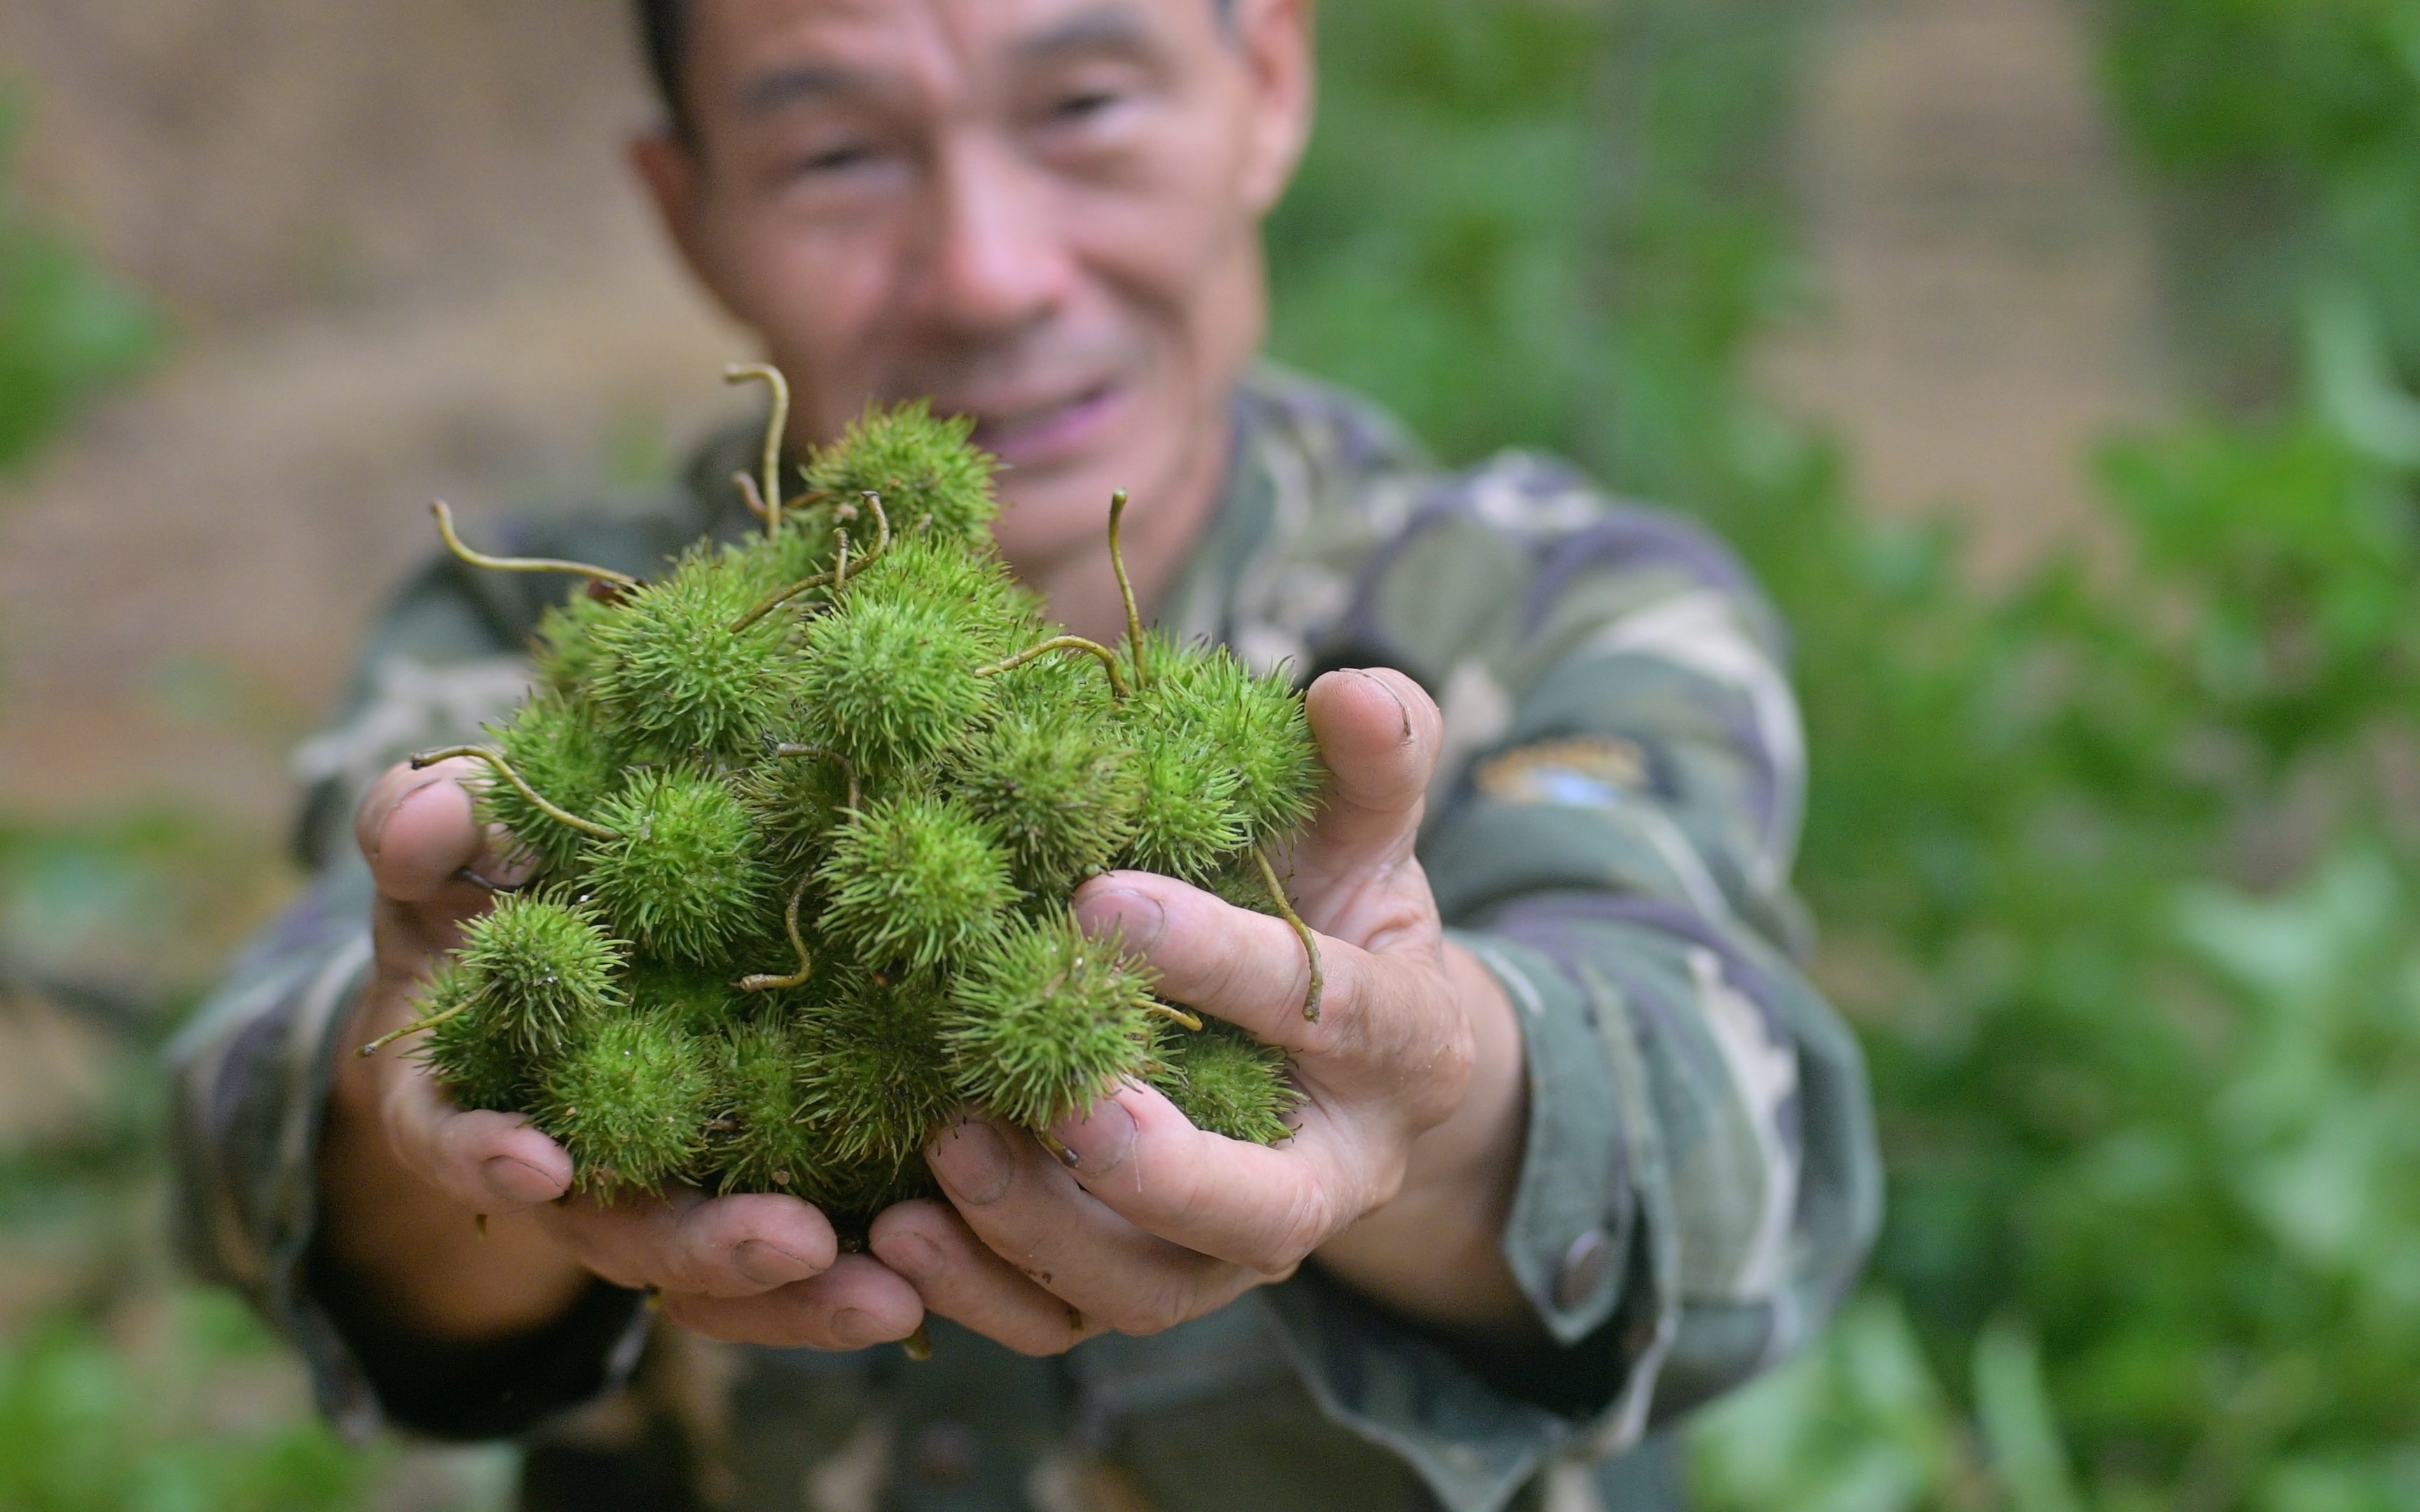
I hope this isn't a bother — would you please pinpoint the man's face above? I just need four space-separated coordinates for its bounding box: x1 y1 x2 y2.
635 0 1314 568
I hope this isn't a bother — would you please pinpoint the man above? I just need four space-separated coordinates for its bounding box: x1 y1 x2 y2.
170 2 1879 1508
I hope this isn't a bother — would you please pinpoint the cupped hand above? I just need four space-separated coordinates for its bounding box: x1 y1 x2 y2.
319 757 924 1350
868 668 1533 1355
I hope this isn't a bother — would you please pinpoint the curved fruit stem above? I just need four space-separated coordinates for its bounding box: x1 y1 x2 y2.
410 745 621 840
725 363 791 543
1254 847 1323 1022
432 502 641 591
357 994 478 1058
1146 1002 1204 1032
1108 489 1149 689
771 743 861 811
975 636 1130 701
739 874 816 994
728 493 896 633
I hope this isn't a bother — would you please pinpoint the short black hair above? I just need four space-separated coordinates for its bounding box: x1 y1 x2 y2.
635 0 1237 141
637 0 690 139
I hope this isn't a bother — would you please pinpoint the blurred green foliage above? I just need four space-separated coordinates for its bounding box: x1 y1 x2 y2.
1279 1 2420 1508
0 94 153 472
0 1293 372 1512
0 89 368 1511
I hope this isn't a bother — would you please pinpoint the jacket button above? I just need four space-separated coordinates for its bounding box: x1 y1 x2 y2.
1555 1227 1613 1312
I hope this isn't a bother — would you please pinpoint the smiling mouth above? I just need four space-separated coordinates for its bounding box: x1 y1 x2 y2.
967 382 1119 456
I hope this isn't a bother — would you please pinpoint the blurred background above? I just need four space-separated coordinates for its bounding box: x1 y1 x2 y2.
1 0 2416 1506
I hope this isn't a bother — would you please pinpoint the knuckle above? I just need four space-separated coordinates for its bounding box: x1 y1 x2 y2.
1267 1186 1336 1271
1106 1286 1190 1339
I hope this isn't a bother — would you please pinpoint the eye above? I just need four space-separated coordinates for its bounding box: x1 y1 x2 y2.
1054 88 1121 122
800 141 877 176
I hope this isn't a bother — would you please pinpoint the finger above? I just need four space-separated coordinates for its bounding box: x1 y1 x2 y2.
536 1189 836 1299
869 1200 1102 1357
382 1061 574 1212
922 1116 1249 1337
1048 1082 1346 1275
658 1254 924 1350
357 759 487 904
662 1194 840 1296
1074 871 1375 1051
1300 668 1442 865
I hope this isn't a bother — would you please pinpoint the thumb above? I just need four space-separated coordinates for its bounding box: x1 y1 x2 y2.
1298 667 1441 872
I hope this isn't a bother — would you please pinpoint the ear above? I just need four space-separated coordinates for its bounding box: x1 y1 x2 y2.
629 132 716 290
1231 0 1316 218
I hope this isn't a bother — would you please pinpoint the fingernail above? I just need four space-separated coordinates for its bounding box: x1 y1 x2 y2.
481 1154 564 1203
830 1307 884 1348
366 776 443 861
1358 668 1413 741
468 841 538 891
732 1240 816 1287
1075 888 1167 953
928 1119 1015 1205
883 1232 943 1282
1058 1097 1137 1175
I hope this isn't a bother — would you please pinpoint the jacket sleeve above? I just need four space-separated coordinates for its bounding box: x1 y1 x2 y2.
1258 451 1883 1512
165 518 685 1441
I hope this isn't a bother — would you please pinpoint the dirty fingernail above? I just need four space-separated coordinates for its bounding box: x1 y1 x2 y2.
928 1120 1015 1205
1059 1097 1137 1175
829 1307 885 1348
733 1240 816 1286
482 1154 563 1203
882 1232 944 1282
366 776 443 861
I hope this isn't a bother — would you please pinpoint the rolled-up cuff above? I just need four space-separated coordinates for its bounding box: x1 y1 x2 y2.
1450 930 1632 1348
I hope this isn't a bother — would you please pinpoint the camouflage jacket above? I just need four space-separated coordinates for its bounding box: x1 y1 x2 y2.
168 368 1879 1512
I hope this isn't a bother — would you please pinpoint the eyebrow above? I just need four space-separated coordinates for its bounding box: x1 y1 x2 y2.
733 4 1171 120
736 63 869 118
1011 4 1171 66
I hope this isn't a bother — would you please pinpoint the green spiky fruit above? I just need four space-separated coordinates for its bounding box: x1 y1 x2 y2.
1153 1019 1300 1145
480 694 621 877
844 533 1041 655
534 588 615 695
405 386 1323 1208
415 965 530 1113
738 745 856 868
590 547 797 760
450 890 625 1057
804 401 999 546
816 792 1017 970
1141 645 1323 843
945 911 1160 1130
954 708 1141 897
796 595 995 772
585 766 772 963
794 971 960 1175
626 961 749 1035
711 1020 830 1200
1124 738 1248 883
536 1009 715 1196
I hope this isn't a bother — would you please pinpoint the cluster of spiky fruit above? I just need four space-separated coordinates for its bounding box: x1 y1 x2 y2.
373 368 1321 1225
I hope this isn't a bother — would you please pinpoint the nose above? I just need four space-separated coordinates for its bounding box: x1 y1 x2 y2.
908 138 1073 344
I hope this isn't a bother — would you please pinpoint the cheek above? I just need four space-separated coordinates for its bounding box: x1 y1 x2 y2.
1062 151 1258 347
709 204 908 408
